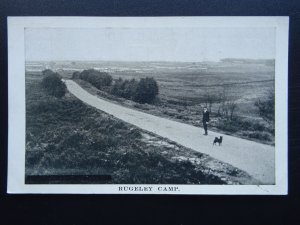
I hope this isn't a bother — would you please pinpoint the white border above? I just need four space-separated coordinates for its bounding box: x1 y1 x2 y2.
7 17 289 194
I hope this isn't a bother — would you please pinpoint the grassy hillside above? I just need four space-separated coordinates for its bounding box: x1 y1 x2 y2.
26 72 256 184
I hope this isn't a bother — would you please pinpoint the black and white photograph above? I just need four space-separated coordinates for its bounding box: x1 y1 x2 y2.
7 17 288 194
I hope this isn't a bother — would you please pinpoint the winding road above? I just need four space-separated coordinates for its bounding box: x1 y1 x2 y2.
65 80 275 184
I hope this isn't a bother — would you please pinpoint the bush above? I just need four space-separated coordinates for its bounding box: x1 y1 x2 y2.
42 69 55 77
242 131 272 141
72 71 81 79
41 70 66 98
216 116 273 135
110 78 139 99
80 69 112 89
255 90 275 122
133 77 159 104
216 120 239 133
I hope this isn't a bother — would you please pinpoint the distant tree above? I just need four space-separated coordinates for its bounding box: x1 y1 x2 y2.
72 71 81 79
255 89 275 123
215 88 238 120
41 72 66 98
203 91 218 112
133 77 159 104
217 88 229 117
227 100 238 120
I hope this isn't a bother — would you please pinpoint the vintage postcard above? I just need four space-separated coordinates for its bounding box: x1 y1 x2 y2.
7 17 288 194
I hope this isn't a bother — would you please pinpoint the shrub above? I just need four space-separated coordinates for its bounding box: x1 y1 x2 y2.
252 122 266 132
80 69 112 89
216 116 273 135
41 70 66 98
42 69 55 76
110 78 139 99
216 120 239 133
255 90 275 122
72 71 81 79
133 77 159 104
242 131 272 141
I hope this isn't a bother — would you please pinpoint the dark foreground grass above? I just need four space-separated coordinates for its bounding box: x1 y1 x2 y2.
27 74 253 184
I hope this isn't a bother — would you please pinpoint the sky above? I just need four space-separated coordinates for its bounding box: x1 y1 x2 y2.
25 27 275 62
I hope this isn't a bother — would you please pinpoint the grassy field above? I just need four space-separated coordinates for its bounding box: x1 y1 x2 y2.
26 60 275 145
25 72 256 184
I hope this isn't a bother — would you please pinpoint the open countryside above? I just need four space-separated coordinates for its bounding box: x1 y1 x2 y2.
25 59 275 184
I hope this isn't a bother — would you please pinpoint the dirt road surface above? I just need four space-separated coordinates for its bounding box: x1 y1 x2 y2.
65 80 275 184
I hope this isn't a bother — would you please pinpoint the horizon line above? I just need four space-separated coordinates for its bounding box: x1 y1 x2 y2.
25 58 275 63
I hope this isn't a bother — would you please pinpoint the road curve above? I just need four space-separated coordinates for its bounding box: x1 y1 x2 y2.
65 80 275 184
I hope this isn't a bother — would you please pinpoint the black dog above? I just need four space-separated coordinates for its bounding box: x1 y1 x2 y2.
213 136 223 146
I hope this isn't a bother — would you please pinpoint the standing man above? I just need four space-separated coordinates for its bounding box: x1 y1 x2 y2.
202 107 210 135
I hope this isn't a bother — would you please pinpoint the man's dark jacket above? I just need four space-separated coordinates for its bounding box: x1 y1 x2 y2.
202 111 210 123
